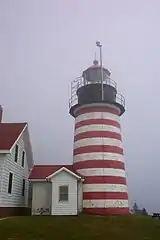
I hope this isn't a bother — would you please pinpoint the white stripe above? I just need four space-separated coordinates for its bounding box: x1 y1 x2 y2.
77 168 126 178
74 138 122 149
76 112 120 124
75 125 121 135
83 199 129 208
73 152 124 163
83 184 128 193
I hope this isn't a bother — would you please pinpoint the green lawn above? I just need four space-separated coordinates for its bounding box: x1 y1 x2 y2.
0 214 160 239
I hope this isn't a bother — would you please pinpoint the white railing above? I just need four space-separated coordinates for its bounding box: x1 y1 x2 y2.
69 76 125 109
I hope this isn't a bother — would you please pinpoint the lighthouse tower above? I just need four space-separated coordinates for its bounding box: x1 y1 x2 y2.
69 43 129 215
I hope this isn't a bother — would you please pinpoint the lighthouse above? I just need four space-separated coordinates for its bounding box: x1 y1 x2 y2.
69 42 129 215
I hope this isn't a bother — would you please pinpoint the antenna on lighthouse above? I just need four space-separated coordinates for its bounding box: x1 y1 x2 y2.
96 41 104 100
94 52 97 61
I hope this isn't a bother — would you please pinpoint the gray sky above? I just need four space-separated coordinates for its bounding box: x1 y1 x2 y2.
0 0 160 213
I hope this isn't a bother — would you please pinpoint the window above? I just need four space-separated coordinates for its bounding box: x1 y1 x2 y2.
14 144 19 162
8 173 13 194
22 151 25 167
59 185 68 202
22 179 25 196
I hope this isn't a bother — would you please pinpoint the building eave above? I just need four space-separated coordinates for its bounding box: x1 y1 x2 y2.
0 123 28 154
10 123 28 152
29 179 47 182
46 167 82 180
0 150 10 154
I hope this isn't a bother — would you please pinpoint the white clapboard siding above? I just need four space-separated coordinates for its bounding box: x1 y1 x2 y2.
0 131 30 207
0 155 5 205
51 171 79 216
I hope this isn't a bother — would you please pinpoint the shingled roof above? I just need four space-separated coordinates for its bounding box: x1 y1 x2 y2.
0 123 27 151
29 165 81 180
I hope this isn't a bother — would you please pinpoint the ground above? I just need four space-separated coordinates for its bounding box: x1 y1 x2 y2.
0 214 160 239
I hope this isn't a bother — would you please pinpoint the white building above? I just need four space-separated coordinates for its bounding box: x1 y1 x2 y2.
0 107 33 216
29 165 84 215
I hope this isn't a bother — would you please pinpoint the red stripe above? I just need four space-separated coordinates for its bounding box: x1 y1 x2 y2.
84 176 127 185
83 208 130 215
75 119 120 129
74 131 122 141
74 145 123 155
74 160 125 170
83 192 128 200
76 107 119 116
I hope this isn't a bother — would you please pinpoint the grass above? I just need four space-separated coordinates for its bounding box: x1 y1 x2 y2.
0 214 160 239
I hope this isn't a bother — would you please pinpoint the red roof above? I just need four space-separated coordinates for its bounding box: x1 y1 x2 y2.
29 165 77 179
0 123 27 150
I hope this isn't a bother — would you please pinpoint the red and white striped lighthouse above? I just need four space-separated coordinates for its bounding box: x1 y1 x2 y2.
69 44 129 215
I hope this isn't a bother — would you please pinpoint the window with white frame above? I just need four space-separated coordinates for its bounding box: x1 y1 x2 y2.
59 185 69 202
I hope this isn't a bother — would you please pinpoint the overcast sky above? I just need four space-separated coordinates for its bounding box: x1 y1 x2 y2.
1 0 160 213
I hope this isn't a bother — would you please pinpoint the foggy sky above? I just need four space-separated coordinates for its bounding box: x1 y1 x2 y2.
0 0 160 213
